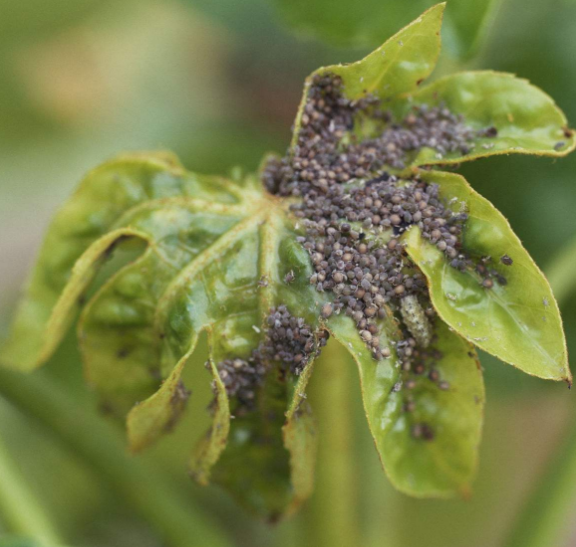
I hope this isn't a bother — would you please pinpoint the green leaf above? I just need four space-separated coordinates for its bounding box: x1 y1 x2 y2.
291 3 444 147
1 152 242 372
395 71 576 165
273 0 499 60
291 20 574 169
126 211 323 518
1 154 322 519
403 169 571 382
326 312 484 497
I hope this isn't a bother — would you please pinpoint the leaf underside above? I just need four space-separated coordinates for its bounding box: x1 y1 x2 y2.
2 3 572 518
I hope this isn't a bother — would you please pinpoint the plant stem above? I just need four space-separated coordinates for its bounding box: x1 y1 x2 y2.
0 436 63 545
303 340 359 546
0 368 232 547
505 253 576 547
505 419 576 547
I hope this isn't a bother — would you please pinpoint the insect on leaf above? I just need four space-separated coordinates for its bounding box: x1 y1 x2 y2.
403 169 571 383
2 3 574 516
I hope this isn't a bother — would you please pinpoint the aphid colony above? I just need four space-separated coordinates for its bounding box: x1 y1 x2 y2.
214 73 503 439
263 73 497 197
211 307 328 415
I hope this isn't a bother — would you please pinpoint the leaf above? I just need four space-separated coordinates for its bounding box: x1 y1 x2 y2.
128 215 326 518
403 169 571 382
290 23 574 169
290 3 444 147
326 312 484 497
1 152 242 372
273 0 499 60
394 71 576 165
3 2 574 513
1 154 322 519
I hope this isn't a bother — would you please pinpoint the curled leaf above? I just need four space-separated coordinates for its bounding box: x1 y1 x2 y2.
1 153 243 371
327 313 484 497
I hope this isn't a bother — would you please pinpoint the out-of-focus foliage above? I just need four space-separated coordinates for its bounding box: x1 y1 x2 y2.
272 0 501 59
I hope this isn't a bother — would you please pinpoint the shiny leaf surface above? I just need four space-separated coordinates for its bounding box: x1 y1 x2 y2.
1 155 321 519
395 71 576 165
403 169 570 382
327 312 484 497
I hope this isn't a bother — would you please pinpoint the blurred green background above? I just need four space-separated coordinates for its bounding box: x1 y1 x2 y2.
1 0 576 546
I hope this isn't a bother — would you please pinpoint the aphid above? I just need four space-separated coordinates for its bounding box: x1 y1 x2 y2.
284 270 295 284
400 295 432 348
500 254 513 266
262 72 492 365
321 303 334 318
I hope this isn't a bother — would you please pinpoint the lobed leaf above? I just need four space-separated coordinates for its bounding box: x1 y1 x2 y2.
403 169 571 382
326 313 484 497
1 155 322 519
291 3 444 147
126 212 323 518
395 71 576 165
2 2 573 514
1 153 244 372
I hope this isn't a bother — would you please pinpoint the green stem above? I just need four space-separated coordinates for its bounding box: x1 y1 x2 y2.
0 368 232 547
0 436 63 545
505 421 576 547
505 250 576 547
304 340 359 546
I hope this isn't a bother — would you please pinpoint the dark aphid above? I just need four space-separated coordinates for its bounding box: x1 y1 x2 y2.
284 270 295 283
262 72 496 364
554 141 566 151
500 254 513 266
212 358 266 413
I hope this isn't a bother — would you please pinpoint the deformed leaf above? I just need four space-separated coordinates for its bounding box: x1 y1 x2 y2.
327 311 484 497
1 155 323 519
1 153 243 372
2 2 574 517
119 201 324 518
403 169 571 382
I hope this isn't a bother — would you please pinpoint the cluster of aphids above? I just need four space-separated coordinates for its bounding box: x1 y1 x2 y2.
259 73 507 439
263 73 497 197
211 307 327 415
